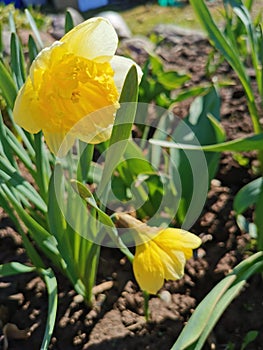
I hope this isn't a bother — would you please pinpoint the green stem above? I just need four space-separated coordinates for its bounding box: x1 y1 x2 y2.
143 290 150 321
34 132 49 202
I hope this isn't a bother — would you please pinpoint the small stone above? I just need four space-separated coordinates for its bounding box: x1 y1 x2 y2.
211 179 221 187
73 294 84 304
159 290 172 304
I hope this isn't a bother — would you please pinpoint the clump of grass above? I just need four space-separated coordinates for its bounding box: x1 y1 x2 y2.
0 3 50 30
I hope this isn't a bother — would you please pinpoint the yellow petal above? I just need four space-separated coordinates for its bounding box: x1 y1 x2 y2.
156 228 201 251
162 249 185 280
13 78 41 134
70 101 118 145
29 41 64 84
43 130 75 156
133 242 164 294
110 55 143 93
61 17 118 62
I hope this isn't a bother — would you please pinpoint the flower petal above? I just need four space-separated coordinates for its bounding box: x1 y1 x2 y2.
133 242 164 294
29 41 64 84
110 55 143 93
61 17 118 62
162 249 185 280
43 130 75 156
156 228 201 251
71 104 118 144
13 78 41 134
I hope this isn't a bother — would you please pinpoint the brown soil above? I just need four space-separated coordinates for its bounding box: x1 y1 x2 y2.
1 24 263 350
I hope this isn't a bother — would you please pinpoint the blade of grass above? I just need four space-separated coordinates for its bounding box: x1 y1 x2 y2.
0 60 17 109
25 9 44 49
189 0 261 134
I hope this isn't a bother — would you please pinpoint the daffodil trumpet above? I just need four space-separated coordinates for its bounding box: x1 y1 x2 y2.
13 17 142 156
116 213 202 295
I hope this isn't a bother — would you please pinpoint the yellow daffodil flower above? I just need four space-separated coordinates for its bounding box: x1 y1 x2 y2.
116 213 202 295
133 227 201 294
13 17 142 155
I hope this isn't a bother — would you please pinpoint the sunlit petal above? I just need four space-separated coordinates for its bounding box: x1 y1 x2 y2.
156 228 202 251
163 250 185 280
43 130 75 156
133 242 164 295
110 55 143 93
61 17 118 62
13 79 41 133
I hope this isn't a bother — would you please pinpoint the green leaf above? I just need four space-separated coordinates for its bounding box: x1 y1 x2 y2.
25 9 44 49
34 131 52 202
226 0 262 95
0 155 47 212
169 86 223 225
65 10 74 33
172 275 236 350
189 0 262 135
98 65 138 196
10 32 26 89
77 142 94 182
0 188 46 268
172 252 263 350
0 262 57 349
241 331 258 350
255 181 263 250
233 177 263 214
0 59 17 108
157 70 190 90
48 164 87 296
1 184 61 267
150 133 263 152
28 34 39 63
0 23 3 54
189 0 252 100
0 262 35 276
40 268 57 350
70 180 134 261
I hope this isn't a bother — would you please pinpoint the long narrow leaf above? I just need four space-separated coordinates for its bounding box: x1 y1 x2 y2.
0 188 45 268
0 60 17 108
172 275 236 349
190 0 252 99
1 184 62 267
0 262 35 276
10 32 26 89
25 9 44 49
172 252 263 350
150 133 263 152
0 155 47 212
40 268 57 350
234 177 263 214
98 66 138 196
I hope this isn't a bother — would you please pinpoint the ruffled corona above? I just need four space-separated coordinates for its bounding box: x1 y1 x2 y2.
13 18 142 155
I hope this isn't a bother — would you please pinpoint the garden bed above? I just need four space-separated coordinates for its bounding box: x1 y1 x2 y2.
0 13 263 350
